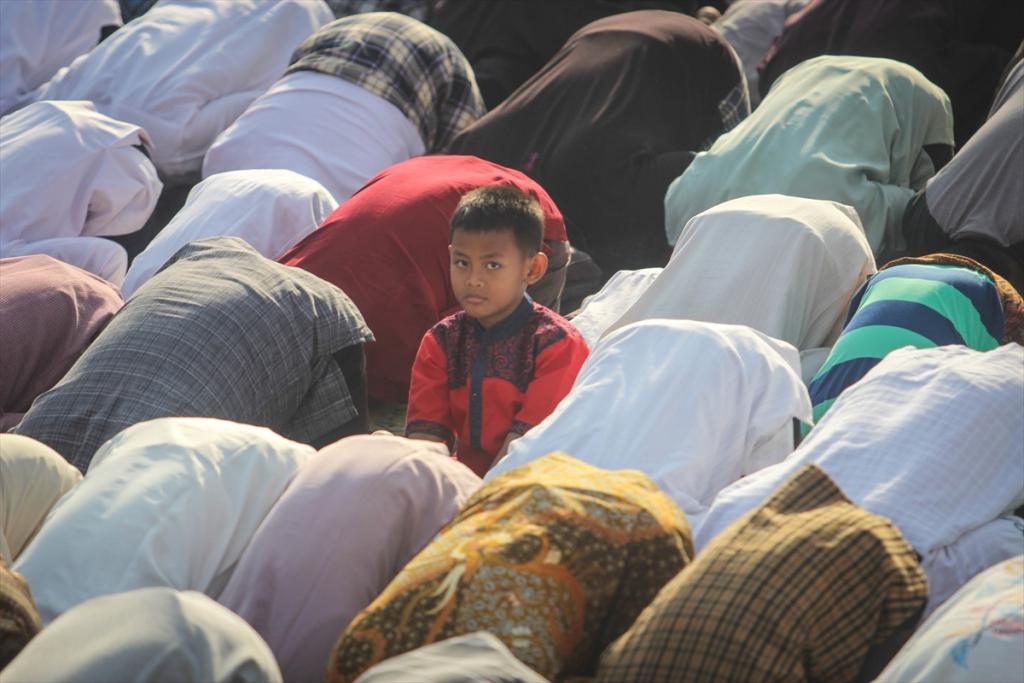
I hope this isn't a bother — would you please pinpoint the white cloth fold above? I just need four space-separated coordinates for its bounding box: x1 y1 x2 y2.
13 417 313 624
30 0 333 180
488 319 812 525
203 71 425 205
695 345 1024 606
1 588 283 683
0 100 160 282
606 194 875 351
122 169 337 298
0 0 120 114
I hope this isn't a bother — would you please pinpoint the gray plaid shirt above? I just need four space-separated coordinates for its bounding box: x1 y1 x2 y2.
286 12 484 152
15 237 372 472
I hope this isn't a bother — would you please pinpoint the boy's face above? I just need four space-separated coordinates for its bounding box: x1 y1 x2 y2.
450 228 547 329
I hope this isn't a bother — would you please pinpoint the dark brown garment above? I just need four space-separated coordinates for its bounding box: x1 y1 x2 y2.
429 0 697 109
447 11 746 273
758 0 1023 148
0 560 43 668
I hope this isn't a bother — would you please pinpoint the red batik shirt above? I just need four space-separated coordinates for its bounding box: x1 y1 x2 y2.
406 296 589 476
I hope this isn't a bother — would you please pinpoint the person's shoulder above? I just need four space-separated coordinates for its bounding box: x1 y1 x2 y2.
428 309 471 348
528 302 586 352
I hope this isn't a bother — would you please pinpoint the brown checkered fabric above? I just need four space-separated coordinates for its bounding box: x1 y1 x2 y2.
0 560 42 668
595 464 928 683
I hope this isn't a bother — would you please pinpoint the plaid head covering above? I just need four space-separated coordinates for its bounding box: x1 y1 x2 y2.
596 464 928 683
0 559 42 669
287 12 484 152
328 453 693 682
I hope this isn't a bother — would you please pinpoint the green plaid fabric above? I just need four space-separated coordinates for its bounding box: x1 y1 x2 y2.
287 12 484 152
596 464 928 683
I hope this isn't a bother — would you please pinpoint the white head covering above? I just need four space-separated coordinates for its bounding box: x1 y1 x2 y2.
0 435 81 565
203 71 425 205
876 556 1024 683
606 195 876 353
219 434 481 683
0 236 128 285
0 0 120 114
30 0 333 180
1 588 283 683
0 100 160 282
569 267 662 348
695 345 1024 599
488 320 812 526
664 56 954 253
122 169 338 298
13 417 313 624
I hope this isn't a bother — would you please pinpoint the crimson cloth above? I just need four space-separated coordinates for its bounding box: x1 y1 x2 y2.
406 297 589 476
758 0 1023 148
279 155 568 402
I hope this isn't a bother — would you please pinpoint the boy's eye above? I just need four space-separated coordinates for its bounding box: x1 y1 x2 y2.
486 262 502 270
453 259 468 268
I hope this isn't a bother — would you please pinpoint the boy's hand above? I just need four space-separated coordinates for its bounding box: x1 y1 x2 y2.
490 431 523 470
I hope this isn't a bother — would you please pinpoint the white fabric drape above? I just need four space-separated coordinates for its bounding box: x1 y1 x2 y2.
30 0 333 180
14 417 313 624
122 169 337 298
695 345 1024 605
488 319 812 526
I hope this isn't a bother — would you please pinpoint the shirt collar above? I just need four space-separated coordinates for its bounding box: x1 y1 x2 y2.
472 294 534 341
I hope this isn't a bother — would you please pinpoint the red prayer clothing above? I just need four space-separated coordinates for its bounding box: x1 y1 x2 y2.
406 297 589 476
279 155 568 402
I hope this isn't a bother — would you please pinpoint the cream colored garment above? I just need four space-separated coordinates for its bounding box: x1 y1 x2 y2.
14 417 313 624
695 345 1024 607
0 100 160 282
203 71 425 205
606 195 875 352
219 434 481 683
1 588 283 683
0 0 120 114
31 0 333 180
122 169 338 298
569 268 661 348
488 320 812 527
0 435 81 565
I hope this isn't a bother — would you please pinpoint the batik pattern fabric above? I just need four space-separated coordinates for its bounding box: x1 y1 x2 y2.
0 559 42 669
808 261 1005 423
596 464 928 683
327 453 693 682
287 12 484 152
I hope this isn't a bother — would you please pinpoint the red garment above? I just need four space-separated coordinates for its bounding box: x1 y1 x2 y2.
406 297 588 476
279 155 568 402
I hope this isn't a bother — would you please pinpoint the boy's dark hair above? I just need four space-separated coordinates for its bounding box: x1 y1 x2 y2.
449 185 544 255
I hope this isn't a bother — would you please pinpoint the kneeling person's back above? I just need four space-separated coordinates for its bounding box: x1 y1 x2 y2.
15 237 373 473
405 186 588 476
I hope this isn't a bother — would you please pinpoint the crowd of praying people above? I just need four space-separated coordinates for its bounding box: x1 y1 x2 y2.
0 0 1022 681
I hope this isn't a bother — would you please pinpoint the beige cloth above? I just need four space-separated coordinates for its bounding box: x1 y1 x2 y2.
605 194 875 351
0 435 81 564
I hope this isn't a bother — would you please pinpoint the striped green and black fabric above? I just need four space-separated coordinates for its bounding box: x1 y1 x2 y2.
808 263 1004 423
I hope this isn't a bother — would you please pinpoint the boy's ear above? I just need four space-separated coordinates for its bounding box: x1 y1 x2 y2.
526 251 548 284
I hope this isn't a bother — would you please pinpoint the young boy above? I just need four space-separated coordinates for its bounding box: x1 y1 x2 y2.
405 184 589 476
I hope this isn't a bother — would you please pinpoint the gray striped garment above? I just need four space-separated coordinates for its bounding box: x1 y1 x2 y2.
15 237 373 472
